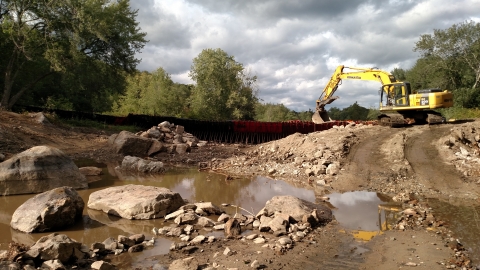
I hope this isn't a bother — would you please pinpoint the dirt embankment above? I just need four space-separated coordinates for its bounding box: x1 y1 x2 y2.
1 111 480 269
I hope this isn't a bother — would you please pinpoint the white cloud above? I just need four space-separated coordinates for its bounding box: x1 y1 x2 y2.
132 0 480 111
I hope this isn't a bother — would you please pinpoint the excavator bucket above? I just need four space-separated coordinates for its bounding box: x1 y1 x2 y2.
312 96 338 124
312 110 331 124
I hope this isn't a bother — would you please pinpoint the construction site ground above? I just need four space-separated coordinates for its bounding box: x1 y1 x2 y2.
1 111 480 269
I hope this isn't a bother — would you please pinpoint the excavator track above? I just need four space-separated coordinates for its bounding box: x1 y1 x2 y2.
426 112 446 124
378 114 406 128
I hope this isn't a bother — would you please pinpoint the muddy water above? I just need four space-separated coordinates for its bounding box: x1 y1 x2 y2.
0 162 315 255
427 199 480 263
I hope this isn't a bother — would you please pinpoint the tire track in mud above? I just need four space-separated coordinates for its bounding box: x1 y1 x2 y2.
404 125 466 195
333 127 399 192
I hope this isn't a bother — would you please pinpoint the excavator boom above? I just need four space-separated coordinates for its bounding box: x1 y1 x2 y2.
312 65 453 126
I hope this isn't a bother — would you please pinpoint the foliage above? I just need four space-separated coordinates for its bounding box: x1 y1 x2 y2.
254 103 312 122
411 20 480 109
437 107 480 120
327 102 369 120
188 48 258 120
0 0 147 111
113 68 192 117
366 107 381 120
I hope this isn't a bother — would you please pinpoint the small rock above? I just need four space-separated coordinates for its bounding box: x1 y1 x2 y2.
223 247 232 256
169 256 199 270
41 260 65 270
91 261 116 270
218 213 231 223
278 237 292 246
190 235 206 245
251 260 260 269
253 238 266 244
128 244 144 253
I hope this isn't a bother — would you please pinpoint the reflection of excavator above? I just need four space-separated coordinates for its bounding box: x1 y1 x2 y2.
312 65 454 127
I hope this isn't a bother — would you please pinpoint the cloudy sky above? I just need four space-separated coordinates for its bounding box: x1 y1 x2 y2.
130 0 480 112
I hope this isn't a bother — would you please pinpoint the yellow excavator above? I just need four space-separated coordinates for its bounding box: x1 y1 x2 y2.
312 65 454 127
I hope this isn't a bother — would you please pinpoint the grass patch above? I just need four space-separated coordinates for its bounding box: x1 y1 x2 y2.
437 107 480 120
45 113 141 133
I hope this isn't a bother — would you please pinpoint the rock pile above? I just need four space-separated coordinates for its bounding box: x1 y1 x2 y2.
109 121 205 158
438 120 480 180
153 195 332 257
0 232 154 270
214 123 372 185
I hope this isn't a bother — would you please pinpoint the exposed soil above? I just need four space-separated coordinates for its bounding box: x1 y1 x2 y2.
1 111 480 269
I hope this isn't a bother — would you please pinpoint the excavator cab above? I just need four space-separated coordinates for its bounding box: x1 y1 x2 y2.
380 82 411 108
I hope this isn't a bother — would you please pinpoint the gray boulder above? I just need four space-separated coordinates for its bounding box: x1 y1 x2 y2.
0 146 87 195
262 195 332 224
119 156 164 173
11 187 84 233
110 131 153 156
87 185 185 219
25 233 84 264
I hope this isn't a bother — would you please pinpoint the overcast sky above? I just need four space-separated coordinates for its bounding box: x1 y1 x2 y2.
130 0 480 112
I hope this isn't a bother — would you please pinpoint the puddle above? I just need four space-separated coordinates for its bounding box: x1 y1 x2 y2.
328 191 400 241
427 199 480 263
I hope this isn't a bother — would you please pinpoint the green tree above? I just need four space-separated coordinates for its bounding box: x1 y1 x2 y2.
391 68 407 81
188 48 258 120
327 102 369 120
114 68 192 117
254 103 297 122
414 20 480 91
0 0 147 110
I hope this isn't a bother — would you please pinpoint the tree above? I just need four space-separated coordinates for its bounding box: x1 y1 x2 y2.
188 48 258 120
114 68 192 117
414 20 480 90
0 0 147 110
391 68 407 81
327 102 369 120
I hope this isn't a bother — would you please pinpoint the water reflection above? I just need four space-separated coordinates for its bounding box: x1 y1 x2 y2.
0 163 315 254
329 191 388 231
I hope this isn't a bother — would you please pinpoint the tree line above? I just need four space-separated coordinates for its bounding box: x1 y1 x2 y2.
1 0 479 121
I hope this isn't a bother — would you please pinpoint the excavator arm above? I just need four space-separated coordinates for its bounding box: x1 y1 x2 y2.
312 65 398 123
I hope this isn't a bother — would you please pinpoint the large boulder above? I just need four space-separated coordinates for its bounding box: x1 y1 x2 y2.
88 185 185 219
11 187 84 233
110 131 153 156
24 233 85 264
118 156 164 173
262 195 332 224
0 146 87 195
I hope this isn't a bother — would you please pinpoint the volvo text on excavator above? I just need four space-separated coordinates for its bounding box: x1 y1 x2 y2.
312 65 454 127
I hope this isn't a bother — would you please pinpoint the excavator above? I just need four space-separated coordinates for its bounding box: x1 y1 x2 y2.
312 65 454 127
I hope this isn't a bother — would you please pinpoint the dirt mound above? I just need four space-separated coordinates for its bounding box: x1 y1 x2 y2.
215 123 374 186
437 119 480 181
